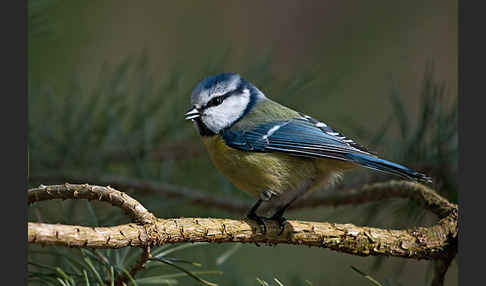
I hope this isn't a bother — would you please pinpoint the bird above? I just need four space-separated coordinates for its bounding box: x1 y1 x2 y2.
185 72 432 233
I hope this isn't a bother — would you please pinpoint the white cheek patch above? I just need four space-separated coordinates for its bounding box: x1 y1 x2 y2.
203 93 250 133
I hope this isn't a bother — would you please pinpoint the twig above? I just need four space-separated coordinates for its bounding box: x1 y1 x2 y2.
294 180 454 217
431 238 457 286
28 174 452 216
29 183 156 224
114 246 151 286
29 174 249 214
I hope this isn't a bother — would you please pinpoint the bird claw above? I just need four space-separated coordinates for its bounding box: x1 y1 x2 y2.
246 213 268 234
269 215 288 235
246 213 288 235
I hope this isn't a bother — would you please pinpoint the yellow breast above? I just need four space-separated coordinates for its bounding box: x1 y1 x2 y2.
202 136 319 197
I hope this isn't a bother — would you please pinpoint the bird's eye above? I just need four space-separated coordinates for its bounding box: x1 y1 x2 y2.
207 96 224 107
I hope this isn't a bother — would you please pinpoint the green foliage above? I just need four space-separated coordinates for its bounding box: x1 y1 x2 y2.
28 243 224 286
347 62 457 197
389 63 457 202
29 54 193 183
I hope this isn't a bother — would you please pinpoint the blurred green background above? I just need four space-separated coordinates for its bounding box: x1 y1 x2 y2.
28 0 457 285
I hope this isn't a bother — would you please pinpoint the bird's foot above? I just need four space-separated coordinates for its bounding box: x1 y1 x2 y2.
269 214 289 235
246 213 268 234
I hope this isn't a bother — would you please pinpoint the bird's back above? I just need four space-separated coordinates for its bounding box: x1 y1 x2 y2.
231 99 300 130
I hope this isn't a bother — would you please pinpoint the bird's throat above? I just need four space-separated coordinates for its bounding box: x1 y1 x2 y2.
194 117 216 137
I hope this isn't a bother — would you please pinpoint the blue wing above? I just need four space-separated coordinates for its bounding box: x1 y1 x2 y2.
222 117 432 183
222 118 372 161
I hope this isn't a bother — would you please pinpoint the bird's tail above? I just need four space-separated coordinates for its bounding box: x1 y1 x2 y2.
347 153 432 183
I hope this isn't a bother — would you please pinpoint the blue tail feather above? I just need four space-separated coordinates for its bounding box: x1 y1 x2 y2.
347 153 432 183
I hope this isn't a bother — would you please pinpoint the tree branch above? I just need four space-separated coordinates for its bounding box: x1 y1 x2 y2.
28 182 457 262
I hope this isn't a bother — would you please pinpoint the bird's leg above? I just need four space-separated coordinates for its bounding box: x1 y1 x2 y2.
246 190 273 234
246 199 266 233
269 195 299 235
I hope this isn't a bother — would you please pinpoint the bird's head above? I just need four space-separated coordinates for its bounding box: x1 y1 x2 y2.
185 73 265 135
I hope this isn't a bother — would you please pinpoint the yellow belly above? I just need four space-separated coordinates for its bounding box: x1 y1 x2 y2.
202 136 354 198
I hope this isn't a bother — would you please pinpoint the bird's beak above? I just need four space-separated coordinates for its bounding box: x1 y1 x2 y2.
184 106 200 120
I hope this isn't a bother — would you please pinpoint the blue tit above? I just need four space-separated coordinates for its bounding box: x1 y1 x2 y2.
185 73 431 233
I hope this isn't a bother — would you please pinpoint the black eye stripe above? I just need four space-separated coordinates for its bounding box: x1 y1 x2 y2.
206 96 223 108
203 86 246 109
205 91 234 108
